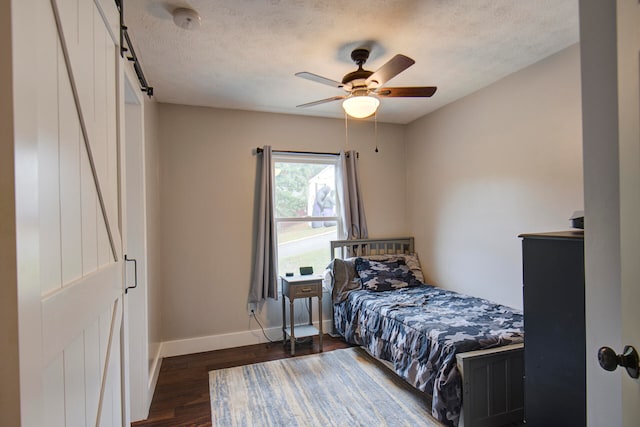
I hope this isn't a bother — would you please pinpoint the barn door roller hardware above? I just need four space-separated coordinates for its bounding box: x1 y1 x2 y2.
115 0 154 97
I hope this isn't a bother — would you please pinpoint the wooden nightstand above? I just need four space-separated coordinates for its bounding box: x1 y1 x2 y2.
281 275 323 356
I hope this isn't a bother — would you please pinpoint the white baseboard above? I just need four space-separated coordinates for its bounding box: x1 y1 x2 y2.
160 319 333 358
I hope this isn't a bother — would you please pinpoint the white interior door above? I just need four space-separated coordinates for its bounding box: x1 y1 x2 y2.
13 0 126 425
582 1 640 425
617 0 640 424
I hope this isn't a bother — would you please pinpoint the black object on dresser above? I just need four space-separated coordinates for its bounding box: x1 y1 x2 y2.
520 231 585 427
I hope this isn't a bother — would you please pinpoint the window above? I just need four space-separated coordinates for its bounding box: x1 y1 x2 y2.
272 153 341 276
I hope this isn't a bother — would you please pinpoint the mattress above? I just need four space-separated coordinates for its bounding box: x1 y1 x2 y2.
333 284 524 426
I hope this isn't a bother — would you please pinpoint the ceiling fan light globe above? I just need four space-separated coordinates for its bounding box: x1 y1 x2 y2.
342 96 380 119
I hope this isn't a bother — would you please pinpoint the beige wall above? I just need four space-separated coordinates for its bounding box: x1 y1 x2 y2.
405 44 583 309
153 44 584 344
157 105 407 341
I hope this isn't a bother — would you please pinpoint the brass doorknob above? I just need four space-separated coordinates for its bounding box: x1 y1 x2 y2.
598 345 639 379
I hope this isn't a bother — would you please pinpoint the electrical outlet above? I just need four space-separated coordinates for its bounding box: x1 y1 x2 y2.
247 302 257 315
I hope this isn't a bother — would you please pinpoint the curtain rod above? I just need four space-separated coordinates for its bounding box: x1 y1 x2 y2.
255 147 338 156
255 147 357 157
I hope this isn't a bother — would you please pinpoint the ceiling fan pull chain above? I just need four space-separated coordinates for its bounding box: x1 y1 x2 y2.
374 112 379 153
344 111 349 150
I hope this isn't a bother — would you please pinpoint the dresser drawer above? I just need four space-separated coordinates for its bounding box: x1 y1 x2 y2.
288 282 322 298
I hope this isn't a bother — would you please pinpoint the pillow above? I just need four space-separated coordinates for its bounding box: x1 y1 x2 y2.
326 258 361 303
358 253 424 283
354 257 422 292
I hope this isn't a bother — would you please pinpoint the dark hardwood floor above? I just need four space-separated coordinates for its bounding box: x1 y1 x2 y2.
131 335 353 427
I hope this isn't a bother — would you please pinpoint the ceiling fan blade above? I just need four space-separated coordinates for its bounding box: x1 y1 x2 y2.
376 86 437 97
365 54 415 87
295 72 343 88
296 96 346 108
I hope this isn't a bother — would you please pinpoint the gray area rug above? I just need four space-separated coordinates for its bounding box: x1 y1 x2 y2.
209 347 443 426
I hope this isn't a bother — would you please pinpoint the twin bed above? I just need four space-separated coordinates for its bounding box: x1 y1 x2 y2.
327 237 525 427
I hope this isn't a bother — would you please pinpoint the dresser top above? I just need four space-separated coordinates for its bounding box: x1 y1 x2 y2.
519 230 584 240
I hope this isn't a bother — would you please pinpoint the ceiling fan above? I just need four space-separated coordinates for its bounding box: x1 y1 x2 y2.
295 48 437 118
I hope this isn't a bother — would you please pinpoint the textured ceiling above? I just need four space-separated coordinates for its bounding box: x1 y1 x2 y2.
124 0 579 124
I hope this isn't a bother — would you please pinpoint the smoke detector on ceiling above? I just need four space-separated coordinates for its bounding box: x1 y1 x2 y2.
172 7 201 30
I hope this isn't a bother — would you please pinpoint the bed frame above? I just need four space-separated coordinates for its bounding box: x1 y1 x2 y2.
329 237 524 427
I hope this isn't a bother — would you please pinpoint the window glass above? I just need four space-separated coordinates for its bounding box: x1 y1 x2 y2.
273 155 340 276
276 222 337 275
274 163 336 218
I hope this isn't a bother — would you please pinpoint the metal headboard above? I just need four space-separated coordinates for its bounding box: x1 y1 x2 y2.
330 237 415 260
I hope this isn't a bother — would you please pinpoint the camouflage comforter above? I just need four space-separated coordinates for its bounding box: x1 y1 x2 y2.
333 285 524 427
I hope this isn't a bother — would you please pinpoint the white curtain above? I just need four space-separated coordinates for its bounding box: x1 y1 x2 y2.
249 145 278 302
337 150 368 240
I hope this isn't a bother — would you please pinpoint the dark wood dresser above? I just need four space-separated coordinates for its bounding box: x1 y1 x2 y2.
520 231 585 426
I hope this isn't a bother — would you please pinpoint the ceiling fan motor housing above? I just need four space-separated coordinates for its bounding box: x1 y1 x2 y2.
342 70 373 85
350 87 370 97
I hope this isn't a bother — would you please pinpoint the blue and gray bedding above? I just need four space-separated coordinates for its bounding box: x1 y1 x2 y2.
329 256 524 427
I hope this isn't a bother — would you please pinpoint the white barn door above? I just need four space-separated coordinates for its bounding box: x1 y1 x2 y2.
13 0 126 425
